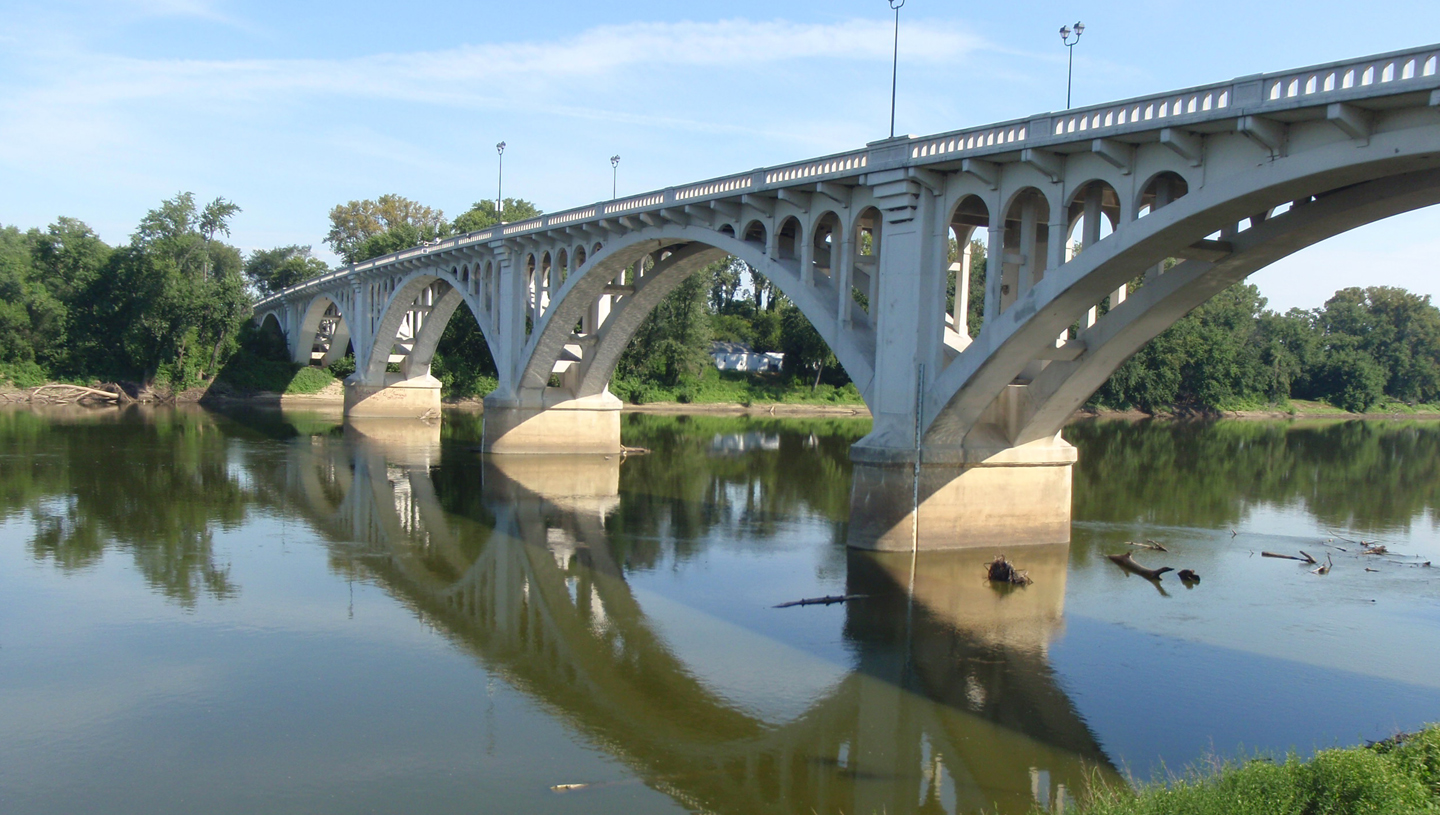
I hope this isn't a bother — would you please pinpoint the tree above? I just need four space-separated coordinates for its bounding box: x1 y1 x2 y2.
453 198 542 233
779 302 844 389
244 245 329 296
616 267 713 386
325 195 447 264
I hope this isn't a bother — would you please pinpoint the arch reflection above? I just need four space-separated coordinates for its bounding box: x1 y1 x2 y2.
265 416 1115 815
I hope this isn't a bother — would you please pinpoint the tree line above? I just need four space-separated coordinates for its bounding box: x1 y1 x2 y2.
3 191 1440 415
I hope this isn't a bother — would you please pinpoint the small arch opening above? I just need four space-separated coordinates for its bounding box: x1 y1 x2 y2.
1137 171 1189 218
810 211 842 283
777 216 801 261
743 220 767 247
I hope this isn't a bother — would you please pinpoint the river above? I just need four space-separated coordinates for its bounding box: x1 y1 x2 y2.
0 406 1436 814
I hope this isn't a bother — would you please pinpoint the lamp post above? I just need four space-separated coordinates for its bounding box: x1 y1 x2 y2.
1059 21 1084 109
496 141 506 220
611 155 621 199
888 0 904 138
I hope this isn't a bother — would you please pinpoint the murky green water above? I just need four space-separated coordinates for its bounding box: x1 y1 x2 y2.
1 407 1437 814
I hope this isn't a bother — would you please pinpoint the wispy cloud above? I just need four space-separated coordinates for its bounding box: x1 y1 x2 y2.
7 17 985 109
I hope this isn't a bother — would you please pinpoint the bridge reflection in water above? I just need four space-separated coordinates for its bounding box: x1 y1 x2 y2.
260 415 1117 815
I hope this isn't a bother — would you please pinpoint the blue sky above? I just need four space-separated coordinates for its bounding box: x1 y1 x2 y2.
2 0 1438 311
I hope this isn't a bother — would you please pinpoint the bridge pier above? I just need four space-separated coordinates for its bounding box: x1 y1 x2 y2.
343 373 443 418
481 389 622 455
847 437 1075 552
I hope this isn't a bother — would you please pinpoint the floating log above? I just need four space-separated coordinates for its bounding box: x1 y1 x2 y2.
1312 554 1333 575
1127 540 1169 552
1262 551 1307 561
1106 552 1174 580
773 594 867 609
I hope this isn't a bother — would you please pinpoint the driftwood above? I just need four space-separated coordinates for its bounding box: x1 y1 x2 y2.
773 594 866 609
1178 569 1201 584
1361 544 1390 556
1312 554 1334 575
985 555 1033 586
1127 540 1169 552
27 384 121 403
1262 551 1316 563
1106 552 1174 580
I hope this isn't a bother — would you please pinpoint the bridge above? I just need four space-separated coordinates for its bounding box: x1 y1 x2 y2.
236 415 1119 814
256 44 1440 548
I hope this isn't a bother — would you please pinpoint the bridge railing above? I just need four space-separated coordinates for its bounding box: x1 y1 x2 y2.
254 42 1440 311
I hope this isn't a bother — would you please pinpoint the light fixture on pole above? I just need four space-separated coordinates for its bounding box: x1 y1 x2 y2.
611 155 621 199
496 141 506 220
888 0 904 138
1059 21 1084 109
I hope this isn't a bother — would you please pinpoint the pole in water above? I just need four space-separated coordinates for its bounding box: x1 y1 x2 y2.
889 0 904 138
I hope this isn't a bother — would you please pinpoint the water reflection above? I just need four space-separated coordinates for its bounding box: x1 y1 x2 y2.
0 406 240 606
251 415 1115 814
1069 418 1440 533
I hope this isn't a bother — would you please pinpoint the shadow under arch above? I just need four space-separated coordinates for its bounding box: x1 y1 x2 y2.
254 417 1118 814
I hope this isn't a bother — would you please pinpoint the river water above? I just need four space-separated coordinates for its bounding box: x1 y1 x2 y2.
0 407 1437 814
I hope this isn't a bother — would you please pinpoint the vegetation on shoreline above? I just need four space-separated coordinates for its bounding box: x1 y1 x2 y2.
1050 725 1440 815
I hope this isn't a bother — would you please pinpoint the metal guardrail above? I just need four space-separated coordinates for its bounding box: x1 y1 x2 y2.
255 43 1440 311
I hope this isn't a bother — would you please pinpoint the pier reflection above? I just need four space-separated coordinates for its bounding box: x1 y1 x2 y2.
256 415 1115 814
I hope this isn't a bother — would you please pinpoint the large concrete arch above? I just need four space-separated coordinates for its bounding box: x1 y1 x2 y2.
513 226 878 405
921 129 1440 460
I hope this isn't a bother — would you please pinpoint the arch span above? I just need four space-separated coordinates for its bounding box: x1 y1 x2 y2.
922 137 1440 458
508 226 879 409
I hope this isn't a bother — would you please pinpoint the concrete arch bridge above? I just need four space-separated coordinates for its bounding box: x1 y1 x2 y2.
255 45 1440 547
244 419 1117 815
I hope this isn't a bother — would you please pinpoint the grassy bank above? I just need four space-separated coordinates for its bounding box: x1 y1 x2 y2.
609 367 863 407
1057 726 1440 815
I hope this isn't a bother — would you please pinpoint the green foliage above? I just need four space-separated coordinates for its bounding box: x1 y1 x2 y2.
431 303 499 399
325 194 446 264
1092 283 1440 414
244 245 328 295
452 198 542 233
616 261 714 386
1062 725 1440 815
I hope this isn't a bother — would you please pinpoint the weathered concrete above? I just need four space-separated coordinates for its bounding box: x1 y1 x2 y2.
481 390 622 455
848 439 1074 552
343 374 442 419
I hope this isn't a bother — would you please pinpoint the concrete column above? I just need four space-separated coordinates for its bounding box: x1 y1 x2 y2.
984 224 1004 320
837 229 855 328
1082 187 1103 330
800 226 815 286
954 237 972 337
852 175 940 456
1018 197 1039 295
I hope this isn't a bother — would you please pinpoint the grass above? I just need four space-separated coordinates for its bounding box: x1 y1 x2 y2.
210 355 338 395
610 367 865 407
1054 726 1440 815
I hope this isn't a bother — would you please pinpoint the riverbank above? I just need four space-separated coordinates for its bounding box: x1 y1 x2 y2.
10 370 1440 423
1060 725 1440 815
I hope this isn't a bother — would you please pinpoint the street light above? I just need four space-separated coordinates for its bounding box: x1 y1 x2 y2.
496 141 506 220
888 0 904 139
611 155 621 199
1059 21 1084 109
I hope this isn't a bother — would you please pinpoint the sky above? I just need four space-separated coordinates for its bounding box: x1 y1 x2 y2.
1 0 1438 312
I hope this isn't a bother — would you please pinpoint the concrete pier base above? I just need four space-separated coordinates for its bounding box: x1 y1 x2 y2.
847 439 1075 552
343 374 442 419
481 390 623 455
